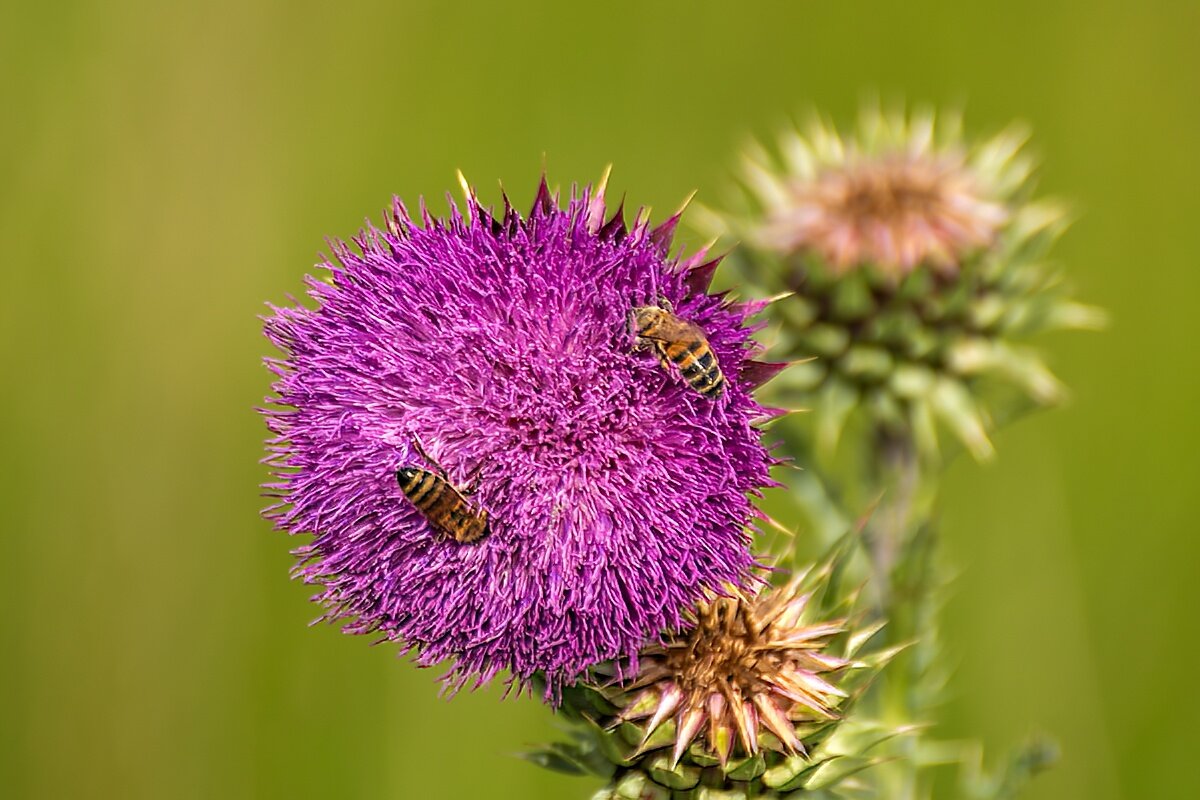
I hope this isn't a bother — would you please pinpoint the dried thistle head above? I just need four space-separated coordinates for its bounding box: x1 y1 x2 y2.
620 580 849 768
529 535 907 798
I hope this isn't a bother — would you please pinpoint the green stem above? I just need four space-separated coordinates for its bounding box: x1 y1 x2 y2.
865 430 922 604
864 429 941 800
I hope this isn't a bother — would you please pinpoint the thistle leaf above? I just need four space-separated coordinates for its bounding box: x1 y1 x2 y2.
520 747 590 776
802 755 886 790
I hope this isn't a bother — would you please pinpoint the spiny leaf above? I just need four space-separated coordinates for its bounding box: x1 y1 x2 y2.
802 755 888 790
520 747 589 776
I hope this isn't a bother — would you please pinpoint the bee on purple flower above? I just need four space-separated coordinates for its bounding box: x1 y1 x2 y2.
261 172 786 695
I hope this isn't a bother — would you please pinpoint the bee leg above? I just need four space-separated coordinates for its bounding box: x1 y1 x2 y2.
410 436 447 479
652 341 672 372
657 296 675 313
463 460 485 494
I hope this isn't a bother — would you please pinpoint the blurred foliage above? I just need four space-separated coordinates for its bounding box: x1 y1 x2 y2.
1 1 1197 799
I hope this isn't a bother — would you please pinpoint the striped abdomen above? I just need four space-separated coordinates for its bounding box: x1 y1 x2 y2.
661 337 725 398
632 306 725 399
396 467 489 543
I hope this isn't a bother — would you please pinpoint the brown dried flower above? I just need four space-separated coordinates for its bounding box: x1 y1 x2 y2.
617 579 850 768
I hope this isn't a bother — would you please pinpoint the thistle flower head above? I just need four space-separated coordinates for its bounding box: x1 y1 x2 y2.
261 174 779 694
750 106 1014 278
621 580 849 768
704 104 1106 462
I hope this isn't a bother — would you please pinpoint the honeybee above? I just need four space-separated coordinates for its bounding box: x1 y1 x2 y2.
631 300 725 398
396 440 489 544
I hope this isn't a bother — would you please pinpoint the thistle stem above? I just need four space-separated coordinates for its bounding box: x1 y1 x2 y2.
866 430 922 605
865 428 940 800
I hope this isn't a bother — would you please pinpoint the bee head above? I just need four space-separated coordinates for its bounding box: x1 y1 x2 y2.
631 304 669 334
396 467 420 484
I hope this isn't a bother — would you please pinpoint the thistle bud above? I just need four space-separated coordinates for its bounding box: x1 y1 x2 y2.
702 104 1104 461
529 538 908 798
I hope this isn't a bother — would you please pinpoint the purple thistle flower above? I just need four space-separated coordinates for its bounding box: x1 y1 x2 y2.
261 173 782 695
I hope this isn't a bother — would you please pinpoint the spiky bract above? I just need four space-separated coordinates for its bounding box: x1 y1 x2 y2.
618 582 848 769
744 106 1015 279
533 537 907 798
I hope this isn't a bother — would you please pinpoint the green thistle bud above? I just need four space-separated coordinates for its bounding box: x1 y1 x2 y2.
699 103 1105 461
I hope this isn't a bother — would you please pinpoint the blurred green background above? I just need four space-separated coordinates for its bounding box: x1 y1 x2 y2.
2 1 1196 798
